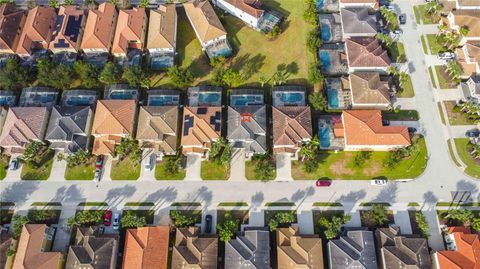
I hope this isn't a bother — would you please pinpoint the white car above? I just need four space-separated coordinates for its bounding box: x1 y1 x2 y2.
144 154 156 171
371 179 387 186
112 213 120 230
438 52 455 60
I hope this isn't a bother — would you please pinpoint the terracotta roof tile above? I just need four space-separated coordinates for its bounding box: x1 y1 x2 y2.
0 107 48 149
16 6 56 56
92 99 136 135
346 37 391 68
437 229 480 269
123 227 170 269
0 4 26 53
49 6 84 51
184 0 226 43
81 3 117 51
223 0 264 18
111 7 145 54
350 72 391 107
450 10 480 38
147 4 176 49
272 106 312 150
171 227 218 269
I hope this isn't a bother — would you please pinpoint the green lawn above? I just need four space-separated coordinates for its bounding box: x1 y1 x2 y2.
417 5 440 24
444 101 471 125
420 36 428 54
397 74 414 98
382 110 420 121
265 202 295 207
21 149 55 180
110 158 140 180
155 157 186 180
454 138 480 179
64 157 95 180
437 102 446 124
428 66 437 88
312 202 342 207
292 136 428 180
218 202 249 207
413 6 421 24
0 154 9 180
447 139 462 167
78 202 108 207
123 210 155 224
435 66 458 89
201 160 229 180
388 42 406 63
426 34 442 55
245 159 276 180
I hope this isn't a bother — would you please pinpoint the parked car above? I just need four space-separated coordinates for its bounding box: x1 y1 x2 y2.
112 213 120 230
205 215 212 233
94 169 101 181
438 51 455 60
399 14 406 24
371 179 387 186
8 158 18 171
408 127 418 133
95 155 104 169
103 210 112 226
392 29 403 34
316 179 332 187
466 129 480 138
386 5 395 11
382 119 390 126
144 154 155 171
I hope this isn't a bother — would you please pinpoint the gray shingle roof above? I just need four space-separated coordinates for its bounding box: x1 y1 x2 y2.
328 229 377 269
340 7 377 35
225 228 270 269
227 105 267 155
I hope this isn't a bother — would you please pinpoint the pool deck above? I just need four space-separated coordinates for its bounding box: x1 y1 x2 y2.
318 13 343 43
326 78 351 110
319 44 348 75
317 0 339 12
317 116 345 150
272 86 307 107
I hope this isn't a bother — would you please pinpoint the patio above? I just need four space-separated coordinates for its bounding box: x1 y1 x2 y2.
230 89 264 106
317 115 344 150
104 85 139 101
318 13 343 43
146 89 180 106
317 0 339 12
61 89 98 107
0 90 17 106
18 87 59 108
205 40 233 59
319 43 348 75
272 86 306 106
326 78 351 110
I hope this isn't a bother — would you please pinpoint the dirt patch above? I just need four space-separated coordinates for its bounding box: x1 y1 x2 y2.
330 159 353 176
364 161 382 176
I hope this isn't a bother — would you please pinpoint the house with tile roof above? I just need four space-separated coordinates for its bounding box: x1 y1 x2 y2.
147 4 177 70
333 110 411 151
462 75 480 101
339 0 379 9
184 0 232 58
345 37 391 73
136 106 178 155
111 7 146 66
13 224 63 269
328 229 377 269
213 0 265 29
171 226 218 269
441 0 480 11
15 6 56 58
80 3 118 66
272 106 312 158
0 227 13 269
456 41 480 76
276 226 324 269
433 226 480 269
225 228 270 269
49 6 85 54
45 106 93 154
0 107 49 153
0 4 26 55
91 99 137 156
348 72 392 110
122 226 170 269
445 10 480 44
227 106 267 157
181 106 221 155
65 226 119 269
376 226 431 269
340 7 377 39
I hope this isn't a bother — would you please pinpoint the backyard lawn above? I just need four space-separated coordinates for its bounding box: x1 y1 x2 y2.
21 149 55 180
292 136 428 180
388 42 406 63
201 160 229 180
435 66 458 89
64 157 96 180
426 34 442 55
397 74 414 98
0 154 9 180
110 158 140 180
444 101 471 125
155 156 186 180
454 138 480 179
382 110 419 121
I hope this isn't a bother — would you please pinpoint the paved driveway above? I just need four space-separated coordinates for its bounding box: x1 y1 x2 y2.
275 153 293 181
185 154 202 181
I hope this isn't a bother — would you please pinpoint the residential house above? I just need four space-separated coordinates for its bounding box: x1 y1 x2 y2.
80 3 118 66
339 0 379 9
276 226 324 269
445 10 480 44
171 227 218 269
376 226 431 269
433 226 480 269
441 0 480 11
327 229 377 269
348 72 392 110
340 7 377 39
16 6 56 59
122 226 170 269
111 7 146 66
225 228 270 269
18 87 59 107
345 37 391 73
184 0 232 58
13 224 63 269
0 107 49 153
0 4 26 55
462 75 480 101
49 6 85 56
65 226 119 269
0 226 13 269
136 106 178 155
91 99 136 156
333 110 411 151
272 106 312 158
213 0 265 29
45 106 93 154
181 106 221 155
228 105 267 157
456 41 480 76
147 4 177 70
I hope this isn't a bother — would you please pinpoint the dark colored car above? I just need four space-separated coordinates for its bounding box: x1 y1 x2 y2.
95 155 104 169
205 215 212 233
103 210 112 226
382 119 390 126
316 179 332 187
466 129 480 138
399 14 406 24
408 127 417 133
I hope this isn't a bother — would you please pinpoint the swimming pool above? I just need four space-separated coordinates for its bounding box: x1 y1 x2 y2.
65 96 95 106
279 92 304 105
327 88 339 109
319 51 332 72
199 92 221 106
0 96 14 106
321 23 331 42
316 0 324 10
110 91 136 100
148 95 179 106
319 122 331 148
231 95 263 106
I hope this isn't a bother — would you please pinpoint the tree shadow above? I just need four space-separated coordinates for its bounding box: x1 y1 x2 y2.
49 185 83 204
286 62 299 75
0 181 40 207
335 190 367 203
421 191 438 210
290 186 315 203
241 54 266 81
145 186 178 210
251 192 264 207
105 185 136 208
372 183 398 204
185 186 213 208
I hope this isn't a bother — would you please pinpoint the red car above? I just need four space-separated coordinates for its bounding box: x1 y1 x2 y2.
103 210 112 226
316 179 332 187
95 155 104 170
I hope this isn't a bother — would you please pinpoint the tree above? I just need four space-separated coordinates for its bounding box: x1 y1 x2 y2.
380 7 399 30
99 62 122 85
0 58 29 91
258 74 269 87
216 213 239 242
460 26 469 37
415 212 430 238
303 0 318 25
253 154 275 181
222 69 242 88
115 137 142 163
268 211 296 231
266 26 281 39
61 149 90 168
318 214 351 239
37 59 74 90
12 215 30 239
446 61 463 82
164 156 181 177
300 136 319 162
472 218 480 231
64 0 74 4
376 33 394 47
272 70 288 85
363 205 389 227
22 141 42 162
48 0 59 7
209 137 233 165
170 211 197 227
67 210 104 227
122 66 150 88
167 66 194 88
306 29 322 54
121 212 147 229
425 1 442 21
308 63 324 86
74 61 100 88
353 151 372 168
446 209 474 225
138 0 148 7
309 92 327 111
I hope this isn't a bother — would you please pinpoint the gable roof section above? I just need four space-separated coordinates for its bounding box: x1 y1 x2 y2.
171 227 218 269
272 106 312 147
0 4 26 53
49 5 84 50
341 8 377 35
223 0 264 18
147 4 176 49
111 7 145 54
136 106 178 153
276 227 323 268
225 228 270 269
0 107 48 148
122 226 170 269
451 10 480 38
350 72 391 106
81 3 117 50
342 110 410 146
181 106 221 148
346 37 391 68
92 99 136 135
464 41 480 62
184 0 226 43
16 6 56 55
13 224 63 269
436 229 480 269
328 229 377 269
227 105 267 154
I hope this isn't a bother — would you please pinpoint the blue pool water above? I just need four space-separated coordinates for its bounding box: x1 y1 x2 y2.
151 58 172 70
213 47 233 58
316 0 324 10
319 125 331 148
110 91 136 100
280 92 304 104
319 51 331 72
65 96 94 106
148 95 179 106
231 95 263 106
199 93 221 106
321 23 331 42
0 96 14 106
327 88 339 108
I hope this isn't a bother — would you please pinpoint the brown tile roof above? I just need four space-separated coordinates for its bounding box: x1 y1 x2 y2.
223 0 264 18
458 0 480 7
0 228 13 269
450 10 480 38
123 226 170 269
111 7 145 54
276 227 324 269
136 106 178 154
147 4 176 49
81 3 117 51
171 227 218 269
437 227 480 269
0 107 48 149
0 4 26 54
346 37 391 68
349 72 391 107
342 110 410 146
49 6 84 51
16 6 56 56
272 106 312 148
13 224 63 269
181 106 221 152
183 0 226 43
457 42 480 76
340 0 378 5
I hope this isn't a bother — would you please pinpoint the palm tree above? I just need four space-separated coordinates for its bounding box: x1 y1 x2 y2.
300 136 319 161
259 75 269 87
460 26 469 37
272 71 288 85
446 61 463 81
425 1 442 21
438 24 447 32
380 7 399 30
375 33 394 48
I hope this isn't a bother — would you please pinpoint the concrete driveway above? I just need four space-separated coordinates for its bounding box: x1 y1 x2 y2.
185 154 202 181
275 153 293 181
